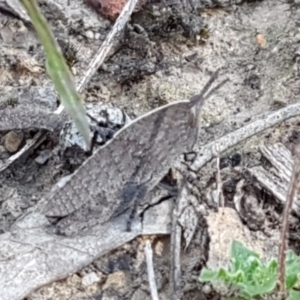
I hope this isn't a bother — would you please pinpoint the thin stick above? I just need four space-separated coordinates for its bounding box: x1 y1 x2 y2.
215 148 224 207
170 216 182 300
55 0 139 114
170 173 185 300
145 240 159 300
277 143 300 292
191 102 300 171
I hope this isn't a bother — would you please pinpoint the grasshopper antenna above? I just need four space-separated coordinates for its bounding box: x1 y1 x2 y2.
190 68 228 107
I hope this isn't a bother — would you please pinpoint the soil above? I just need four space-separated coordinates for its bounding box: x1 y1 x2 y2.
1 0 300 299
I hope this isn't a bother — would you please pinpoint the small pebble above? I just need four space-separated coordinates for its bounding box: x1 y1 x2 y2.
107 107 124 126
132 289 150 300
85 30 94 39
256 33 267 48
202 284 212 294
81 272 101 286
2 131 23 153
103 271 127 291
35 149 52 165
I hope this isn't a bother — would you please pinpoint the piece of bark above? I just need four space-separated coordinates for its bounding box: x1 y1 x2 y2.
0 201 171 300
260 143 293 183
247 143 300 215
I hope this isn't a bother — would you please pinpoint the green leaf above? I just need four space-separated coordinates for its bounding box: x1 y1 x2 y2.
288 290 300 300
200 267 245 285
243 276 276 297
239 255 277 296
200 241 300 300
218 268 245 284
20 0 91 150
286 250 300 289
231 241 260 272
199 268 219 281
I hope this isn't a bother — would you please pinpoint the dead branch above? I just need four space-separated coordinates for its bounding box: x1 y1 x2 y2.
191 102 300 171
247 144 300 214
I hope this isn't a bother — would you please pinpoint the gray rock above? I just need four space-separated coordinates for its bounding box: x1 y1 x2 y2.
35 149 53 165
81 272 101 286
60 105 129 151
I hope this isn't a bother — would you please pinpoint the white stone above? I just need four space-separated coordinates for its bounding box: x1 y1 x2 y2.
85 30 94 40
81 272 100 286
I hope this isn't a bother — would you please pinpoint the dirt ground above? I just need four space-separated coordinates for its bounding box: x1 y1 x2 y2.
1 0 300 299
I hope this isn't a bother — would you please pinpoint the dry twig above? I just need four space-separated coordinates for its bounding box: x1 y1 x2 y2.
145 240 159 300
215 147 224 207
277 143 300 291
170 204 182 300
191 102 300 171
170 171 185 300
